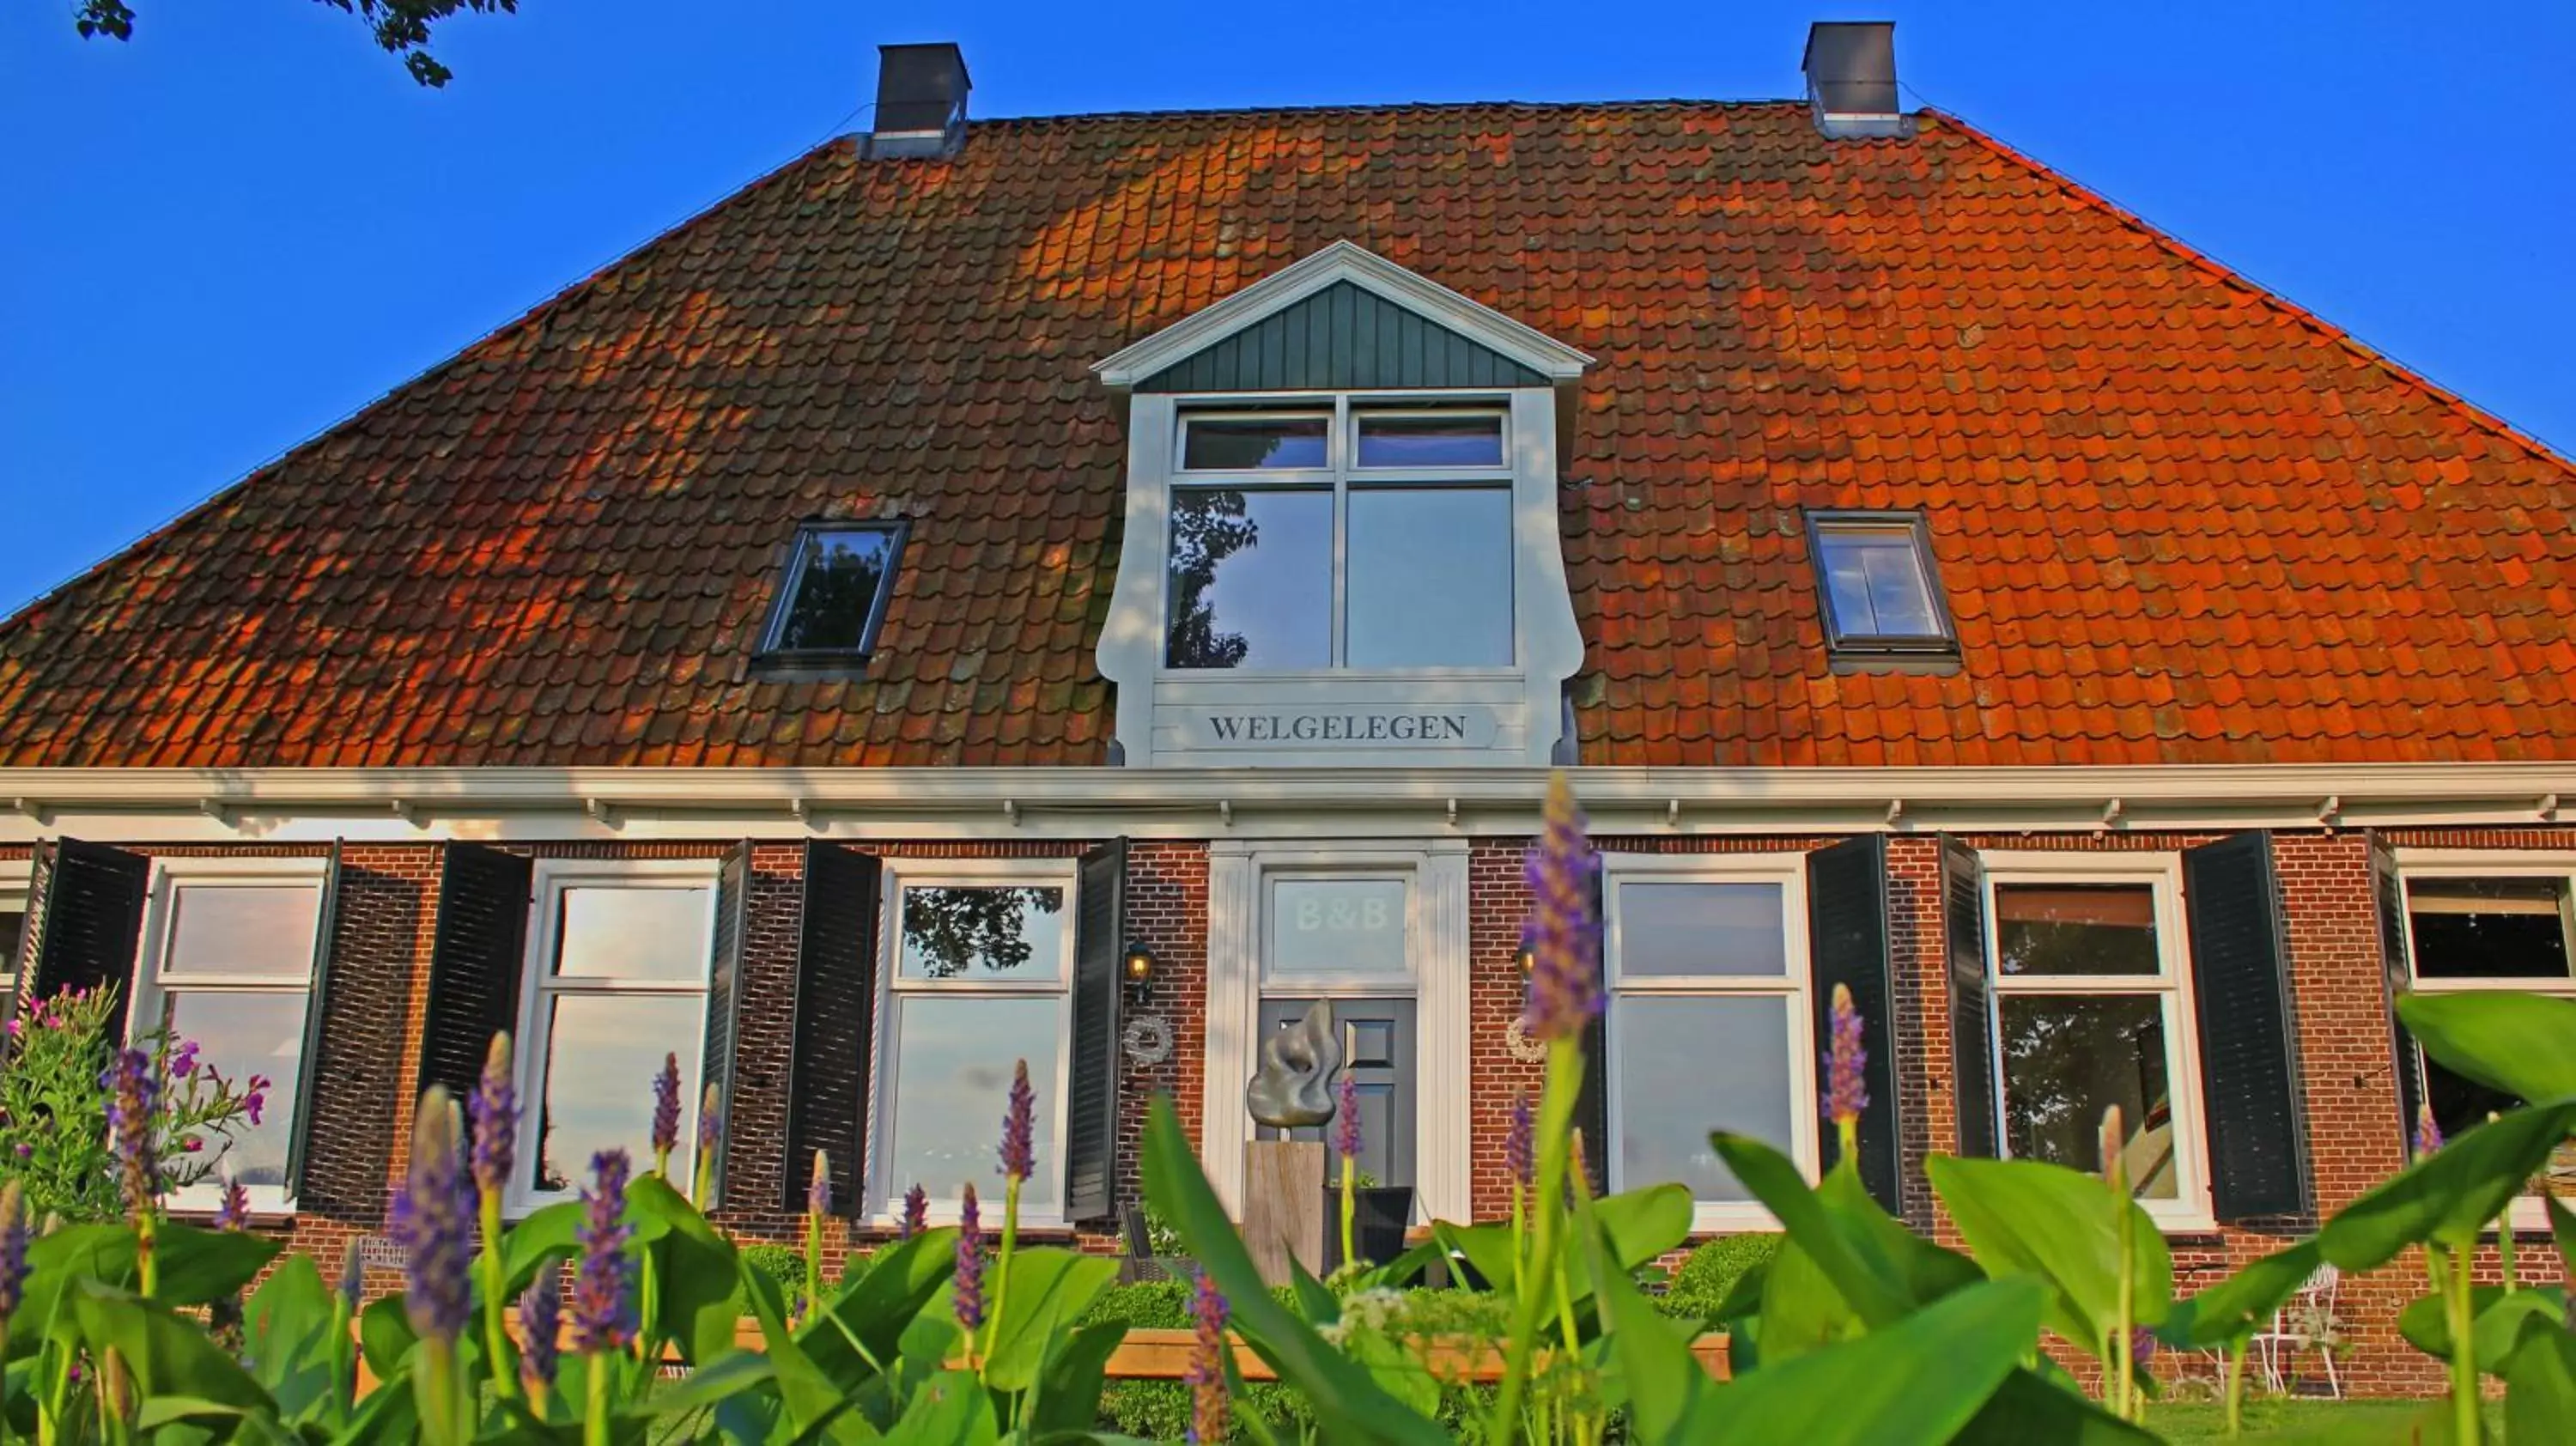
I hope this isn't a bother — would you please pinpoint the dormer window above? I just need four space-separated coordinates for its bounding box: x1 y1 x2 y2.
759 522 905 661
1165 403 1515 671
1807 512 1957 659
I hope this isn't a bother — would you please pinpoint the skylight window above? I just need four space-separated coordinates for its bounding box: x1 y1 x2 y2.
1807 512 1956 656
760 522 905 659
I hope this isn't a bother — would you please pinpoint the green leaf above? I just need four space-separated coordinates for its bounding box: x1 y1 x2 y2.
885 1367 999 1445
1593 1240 1713 1437
2397 1286 2567 1373
741 1257 877 1444
1713 1134 1909 1328
1927 1154 2172 1359
972 1247 1118 1393
1141 1094 1449 1446
2160 1242 2322 1351
628 1172 744 1364
2318 1101 2576 1267
1757 1235 1862 1363
1025 1321 1127 1435
1703 1279 2047 1444
68 1279 272 1411
499 1199 586 1293
334 1380 425 1446
1285 1254 1339 1323
155 1221 287 1306
798 1227 957 1390
2508 1324 2576 1446
357 1292 420 1382
2399 992 2576 1104
634 1347 775 1416
241 1252 337 1419
1954 1368 2161 1444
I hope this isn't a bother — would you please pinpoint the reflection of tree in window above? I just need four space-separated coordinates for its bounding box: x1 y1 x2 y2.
1165 491 1257 669
775 533 891 650
1999 996 2173 1192
903 887 1065 979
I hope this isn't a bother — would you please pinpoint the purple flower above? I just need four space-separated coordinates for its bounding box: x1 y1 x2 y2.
168 1039 199 1078
2415 1104 2445 1157
0 1182 29 1319
519 1261 562 1394
569 1150 635 1354
244 1093 265 1127
390 1090 471 1346
337 1239 364 1313
1520 775 1601 1042
1186 1273 1230 1444
1826 982 1868 1128
696 1083 723 1163
101 1047 160 1218
807 1149 832 1218
651 1054 682 1167
999 1059 1035 1184
213 1173 251 1232
13 1143 31 1162
1334 1069 1361 1163
900 1184 928 1242
1505 1092 1534 1188
470 1034 516 1199
2129 1324 2159 1366
953 1183 984 1334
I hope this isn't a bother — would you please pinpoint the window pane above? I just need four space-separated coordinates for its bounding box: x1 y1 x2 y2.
1165 489 1332 669
554 887 711 982
164 885 321 979
2407 878 2573 981
1269 879 1408 979
1999 995 2178 1199
2422 1051 2576 1190
1 905 26 981
1182 416 1328 471
1615 882 1788 979
533 994 702 1194
1355 413 1504 468
1615 997 1792 1203
1345 488 1513 668
772 529 897 652
1995 884 2160 977
1818 527 1941 639
887 995 1061 1213
164 991 307 1189
898 885 1067 981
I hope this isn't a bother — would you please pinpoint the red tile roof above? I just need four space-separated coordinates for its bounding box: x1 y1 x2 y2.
4 101 2574 769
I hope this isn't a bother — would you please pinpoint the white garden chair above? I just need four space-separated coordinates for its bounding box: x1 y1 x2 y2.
2249 1263 2342 1399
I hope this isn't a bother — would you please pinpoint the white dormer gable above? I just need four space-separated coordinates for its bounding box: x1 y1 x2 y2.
1093 242 1589 769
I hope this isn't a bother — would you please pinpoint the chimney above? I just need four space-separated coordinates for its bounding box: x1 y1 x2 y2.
869 42 970 158
1801 21 1910 138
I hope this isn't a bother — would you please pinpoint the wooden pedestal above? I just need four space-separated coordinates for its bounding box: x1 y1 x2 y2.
1242 1139 1326 1285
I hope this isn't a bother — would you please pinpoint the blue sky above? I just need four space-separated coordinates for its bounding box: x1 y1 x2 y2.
4 1 2570 616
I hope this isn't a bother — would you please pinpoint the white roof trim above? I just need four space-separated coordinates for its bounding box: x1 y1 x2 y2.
1091 240 1593 389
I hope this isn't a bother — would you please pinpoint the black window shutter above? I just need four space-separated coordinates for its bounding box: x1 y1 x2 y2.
2368 833 2427 1157
21 839 152 1041
1806 835 1902 1211
697 841 753 1209
283 841 344 1201
1941 835 1999 1157
1065 840 1127 1223
1575 855 1610 1194
2183 831 2312 1221
784 841 881 1217
417 843 532 1103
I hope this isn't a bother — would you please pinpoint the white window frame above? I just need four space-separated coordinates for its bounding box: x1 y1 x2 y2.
508 858 719 1214
866 857 1080 1230
1163 392 1520 677
1260 869 1418 994
129 855 329 1218
1601 851 1815 1233
2390 849 2576 1232
0 858 29 1001
1981 851 2215 1231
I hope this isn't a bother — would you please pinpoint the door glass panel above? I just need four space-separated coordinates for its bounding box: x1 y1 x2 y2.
163 991 307 1189
163 886 321 979
886 996 1062 1212
897 885 1067 981
1267 879 1408 980
553 888 711 981
1182 416 1328 471
532 993 703 1194
1345 488 1513 668
1615 882 1789 979
1615 996 1792 1202
1165 488 1333 670
1995 884 2161 977
2407 878 2574 980
1354 413 1504 468
1997 994 2178 1199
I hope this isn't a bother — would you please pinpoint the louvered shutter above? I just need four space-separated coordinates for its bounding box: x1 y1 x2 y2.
697 842 753 1209
1574 855 1610 1194
283 841 343 1201
784 841 881 1217
1807 835 1902 1211
2369 834 2427 1157
1941 836 2000 1157
417 843 532 1103
1065 840 1127 1222
2183 831 2312 1220
20 839 152 1041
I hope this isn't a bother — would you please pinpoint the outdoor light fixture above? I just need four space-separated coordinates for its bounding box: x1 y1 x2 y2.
1514 942 1537 976
1122 943 1157 987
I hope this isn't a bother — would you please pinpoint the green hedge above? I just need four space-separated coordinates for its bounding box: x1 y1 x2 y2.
1650 1233 1781 1328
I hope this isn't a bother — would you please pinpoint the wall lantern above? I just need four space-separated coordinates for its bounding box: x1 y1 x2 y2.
1122 943 1157 988
1513 943 1538 976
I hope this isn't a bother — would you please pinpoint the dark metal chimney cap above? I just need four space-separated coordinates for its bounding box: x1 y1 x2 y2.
870 41 970 158
1802 21 1911 139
